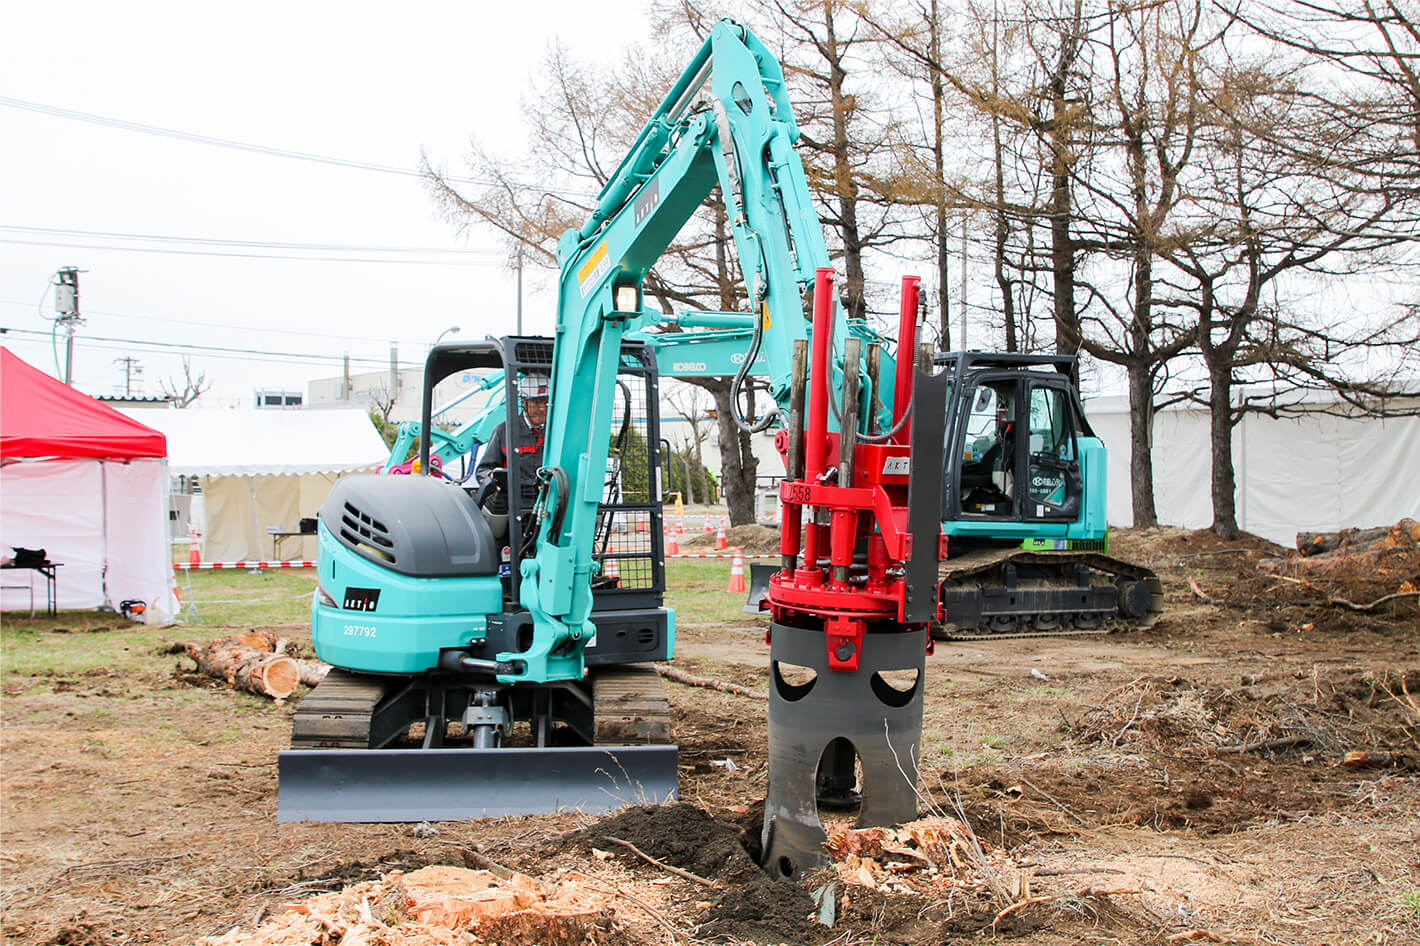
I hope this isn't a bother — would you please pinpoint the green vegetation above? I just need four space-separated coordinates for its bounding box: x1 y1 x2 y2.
2 560 748 678
664 558 756 625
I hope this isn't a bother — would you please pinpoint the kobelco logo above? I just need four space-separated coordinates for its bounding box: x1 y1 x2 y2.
731 352 746 365
672 362 708 372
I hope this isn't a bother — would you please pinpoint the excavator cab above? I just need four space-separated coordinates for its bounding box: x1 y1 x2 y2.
952 370 1085 522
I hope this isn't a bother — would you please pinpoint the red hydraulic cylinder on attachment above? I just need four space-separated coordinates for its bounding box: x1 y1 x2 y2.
766 270 940 672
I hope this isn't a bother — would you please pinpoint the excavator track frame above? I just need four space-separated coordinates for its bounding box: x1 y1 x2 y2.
934 549 1163 640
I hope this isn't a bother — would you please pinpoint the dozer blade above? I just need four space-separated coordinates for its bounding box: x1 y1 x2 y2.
277 745 678 823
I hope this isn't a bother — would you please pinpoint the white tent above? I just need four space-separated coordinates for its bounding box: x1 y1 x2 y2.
123 408 390 562
1085 393 1420 545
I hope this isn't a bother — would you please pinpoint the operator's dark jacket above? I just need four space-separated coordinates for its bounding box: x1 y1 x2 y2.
475 416 545 489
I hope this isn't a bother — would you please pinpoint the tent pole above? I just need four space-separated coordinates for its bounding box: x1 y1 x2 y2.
100 460 110 609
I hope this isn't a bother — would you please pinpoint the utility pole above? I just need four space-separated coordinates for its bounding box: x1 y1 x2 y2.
343 354 351 400
54 267 84 384
515 248 524 335
114 356 143 396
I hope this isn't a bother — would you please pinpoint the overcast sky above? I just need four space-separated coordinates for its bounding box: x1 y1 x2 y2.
1 0 649 405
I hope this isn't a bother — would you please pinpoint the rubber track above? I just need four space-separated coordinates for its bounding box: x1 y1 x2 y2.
936 549 1164 642
290 668 385 748
289 665 673 749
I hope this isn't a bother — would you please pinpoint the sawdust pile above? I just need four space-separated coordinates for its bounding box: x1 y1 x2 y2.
825 817 1024 900
199 866 612 946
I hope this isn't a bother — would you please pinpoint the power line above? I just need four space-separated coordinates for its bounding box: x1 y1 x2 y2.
0 237 500 266
0 298 448 349
0 94 492 187
0 326 417 369
0 224 503 257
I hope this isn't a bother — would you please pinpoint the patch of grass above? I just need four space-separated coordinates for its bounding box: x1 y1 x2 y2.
1 624 168 678
1399 889 1420 920
665 559 760 626
172 568 317 627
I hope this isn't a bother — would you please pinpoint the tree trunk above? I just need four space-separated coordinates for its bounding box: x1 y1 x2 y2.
1049 87 1080 357
681 453 696 505
1207 359 1240 539
702 380 758 526
931 0 951 350
1126 364 1159 527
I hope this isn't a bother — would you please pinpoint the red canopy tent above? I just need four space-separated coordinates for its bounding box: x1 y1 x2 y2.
2 347 166 459
1 348 178 621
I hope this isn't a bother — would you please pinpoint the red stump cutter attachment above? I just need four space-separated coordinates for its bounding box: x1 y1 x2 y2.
759 270 949 880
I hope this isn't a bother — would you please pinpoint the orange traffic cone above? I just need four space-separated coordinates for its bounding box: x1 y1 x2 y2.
667 533 679 555
676 516 685 536
188 530 201 566
702 515 712 534
715 519 728 550
726 548 746 593
604 546 620 581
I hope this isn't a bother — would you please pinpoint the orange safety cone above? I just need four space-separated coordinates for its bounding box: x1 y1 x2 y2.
188 531 201 566
604 546 620 581
702 515 712 534
676 515 685 536
667 532 680 555
726 548 746 593
715 519 728 550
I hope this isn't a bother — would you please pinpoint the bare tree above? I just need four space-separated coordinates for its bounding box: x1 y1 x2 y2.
1159 17 1420 537
422 33 774 522
159 356 210 408
663 383 715 503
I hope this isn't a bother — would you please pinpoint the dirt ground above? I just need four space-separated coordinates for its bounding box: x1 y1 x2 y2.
2 527 1417 945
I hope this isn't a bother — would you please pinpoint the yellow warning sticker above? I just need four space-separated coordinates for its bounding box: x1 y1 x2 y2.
577 242 610 298
762 301 771 329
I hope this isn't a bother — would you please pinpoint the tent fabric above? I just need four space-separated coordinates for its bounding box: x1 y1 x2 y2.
1 458 179 623
201 471 337 562
121 408 389 476
1086 395 1420 545
120 407 386 562
1 347 167 459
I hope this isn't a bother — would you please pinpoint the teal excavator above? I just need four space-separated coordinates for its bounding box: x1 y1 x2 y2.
278 18 1156 878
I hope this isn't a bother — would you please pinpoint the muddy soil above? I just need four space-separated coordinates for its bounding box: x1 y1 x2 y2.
2 527 1417 945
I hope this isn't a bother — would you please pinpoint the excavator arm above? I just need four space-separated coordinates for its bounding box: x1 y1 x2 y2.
507 19 851 684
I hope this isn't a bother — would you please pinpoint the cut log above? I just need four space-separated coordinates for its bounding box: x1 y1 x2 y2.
1342 750 1394 768
1295 519 1419 557
184 640 299 700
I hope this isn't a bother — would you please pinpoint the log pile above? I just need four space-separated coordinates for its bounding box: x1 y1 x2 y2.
180 631 328 701
1296 518 1420 558
200 866 613 946
1258 519 1420 610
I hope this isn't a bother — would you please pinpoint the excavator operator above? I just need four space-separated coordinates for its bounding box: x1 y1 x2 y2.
475 370 549 513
